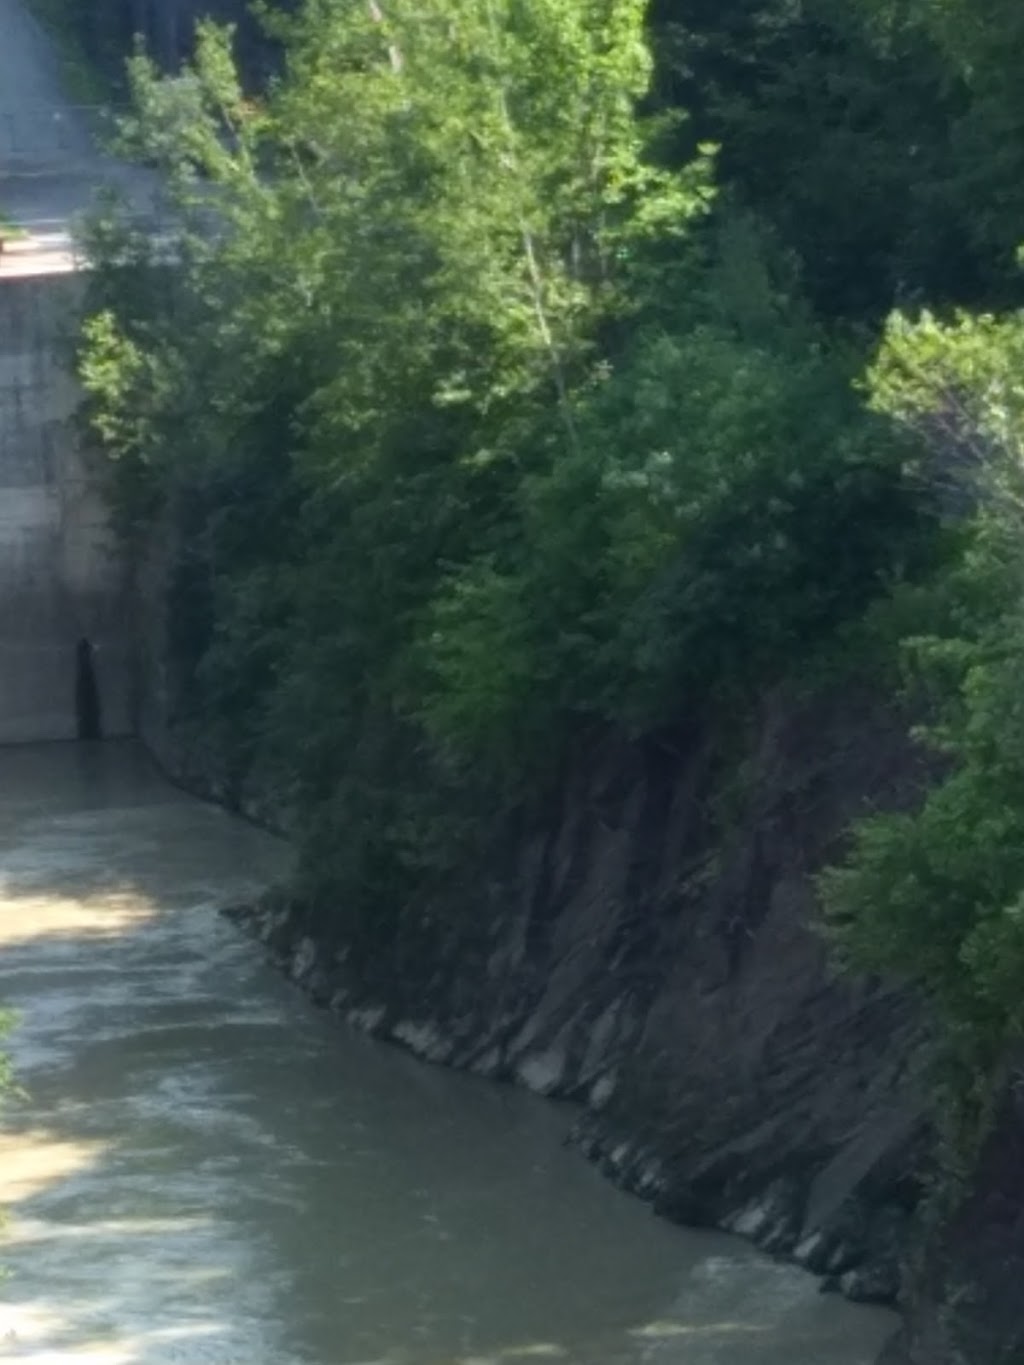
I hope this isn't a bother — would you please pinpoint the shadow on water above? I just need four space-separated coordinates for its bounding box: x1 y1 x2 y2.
0 742 897 1365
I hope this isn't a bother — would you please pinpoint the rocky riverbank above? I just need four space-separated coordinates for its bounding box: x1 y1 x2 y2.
138 547 1024 1365
214 686 937 1336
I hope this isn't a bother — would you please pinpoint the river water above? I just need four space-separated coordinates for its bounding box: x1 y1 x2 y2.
0 742 895 1365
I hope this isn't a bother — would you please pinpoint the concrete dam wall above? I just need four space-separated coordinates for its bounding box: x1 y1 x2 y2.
0 273 132 742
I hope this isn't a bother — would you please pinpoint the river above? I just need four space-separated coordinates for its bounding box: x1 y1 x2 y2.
0 742 895 1364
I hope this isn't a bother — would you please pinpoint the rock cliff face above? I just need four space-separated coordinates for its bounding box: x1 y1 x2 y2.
222 689 933 1306
135 551 1024 1360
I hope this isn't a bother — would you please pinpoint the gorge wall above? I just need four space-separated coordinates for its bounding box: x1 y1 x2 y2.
133 584 950 1355
18 1 1024 1360
224 688 932 1305
206 683 1021 1365
131 515 1024 1364
0 273 132 742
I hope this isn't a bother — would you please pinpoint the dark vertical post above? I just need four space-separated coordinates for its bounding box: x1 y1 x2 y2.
75 637 103 741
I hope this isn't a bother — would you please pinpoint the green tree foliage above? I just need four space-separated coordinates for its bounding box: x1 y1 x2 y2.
78 6 934 955
75 0 1024 1165
821 306 1024 1143
911 0 1024 285
415 309 932 765
648 0 1024 319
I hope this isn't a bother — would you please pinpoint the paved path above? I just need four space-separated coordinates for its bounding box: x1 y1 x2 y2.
0 0 156 276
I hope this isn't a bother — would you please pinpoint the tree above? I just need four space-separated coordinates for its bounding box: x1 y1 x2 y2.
80 4 715 920
80 3 938 968
821 303 1024 1150
646 0 1024 319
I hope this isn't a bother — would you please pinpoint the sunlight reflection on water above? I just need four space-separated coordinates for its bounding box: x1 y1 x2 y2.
0 743 897 1365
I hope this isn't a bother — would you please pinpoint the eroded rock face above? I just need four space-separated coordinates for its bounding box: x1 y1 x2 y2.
207 676 1024 1362
228 686 937 1325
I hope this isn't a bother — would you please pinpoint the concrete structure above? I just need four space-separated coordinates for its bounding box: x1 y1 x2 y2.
0 0 157 743
0 272 132 741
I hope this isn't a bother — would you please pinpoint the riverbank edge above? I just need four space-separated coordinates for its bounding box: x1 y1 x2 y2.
155 687 929 1359
140 685 926 1353
139 622 1024 1365
137 659 946 1365
220 888 910 1361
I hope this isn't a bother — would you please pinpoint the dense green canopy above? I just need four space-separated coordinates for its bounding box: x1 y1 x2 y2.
78 0 1024 1137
